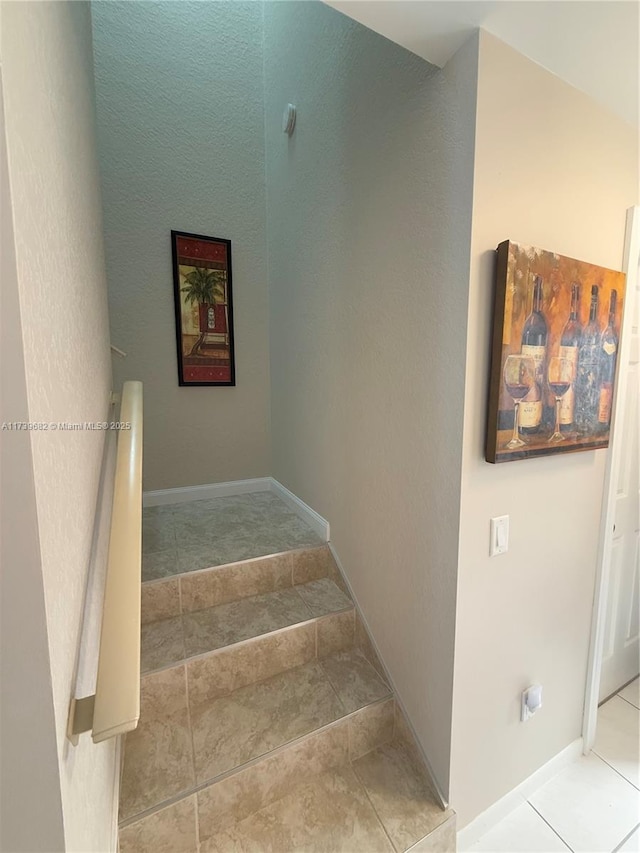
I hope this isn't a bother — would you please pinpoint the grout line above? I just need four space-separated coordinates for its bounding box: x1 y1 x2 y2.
350 764 400 853
591 749 640 792
392 698 398 743
616 693 640 712
193 792 200 853
612 822 640 852
526 801 574 852
183 664 198 809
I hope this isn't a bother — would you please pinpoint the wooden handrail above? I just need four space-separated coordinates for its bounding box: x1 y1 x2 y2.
68 380 143 743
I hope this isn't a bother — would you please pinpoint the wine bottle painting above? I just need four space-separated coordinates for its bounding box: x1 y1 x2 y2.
486 241 626 463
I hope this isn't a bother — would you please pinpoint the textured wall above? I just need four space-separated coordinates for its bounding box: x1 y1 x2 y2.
450 31 639 827
92 1 271 491
0 73 66 853
264 2 478 798
1 2 118 850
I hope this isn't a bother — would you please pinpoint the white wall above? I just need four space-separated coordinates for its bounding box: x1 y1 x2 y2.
264 1 478 798
92 1 271 491
450 31 639 828
1 3 118 849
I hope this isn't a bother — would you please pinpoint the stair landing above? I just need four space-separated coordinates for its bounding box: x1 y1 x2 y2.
142 491 324 582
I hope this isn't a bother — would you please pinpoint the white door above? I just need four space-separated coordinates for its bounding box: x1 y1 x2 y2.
599 233 640 701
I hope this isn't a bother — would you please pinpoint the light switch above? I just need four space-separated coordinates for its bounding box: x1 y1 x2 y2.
490 515 509 556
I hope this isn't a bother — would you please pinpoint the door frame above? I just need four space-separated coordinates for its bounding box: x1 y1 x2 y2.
583 204 640 752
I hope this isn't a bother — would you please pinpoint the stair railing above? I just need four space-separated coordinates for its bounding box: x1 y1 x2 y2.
68 380 143 743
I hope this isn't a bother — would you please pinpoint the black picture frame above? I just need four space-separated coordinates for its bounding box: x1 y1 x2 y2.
171 230 236 387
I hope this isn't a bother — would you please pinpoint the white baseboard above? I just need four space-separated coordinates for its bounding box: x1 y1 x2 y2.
143 477 271 506
327 542 447 811
456 737 584 850
269 478 330 541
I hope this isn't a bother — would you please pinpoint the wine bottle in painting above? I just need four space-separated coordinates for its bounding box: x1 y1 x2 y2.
597 289 618 431
558 282 582 432
576 284 601 434
520 274 547 434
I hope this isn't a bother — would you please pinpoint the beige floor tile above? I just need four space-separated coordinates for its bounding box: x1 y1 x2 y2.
182 587 312 658
292 545 333 584
119 797 197 853
142 515 176 554
407 814 457 852
321 649 391 714
190 660 345 783
296 577 352 617
187 622 316 704
197 722 350 839
317 608 355 658
355 613 387 679
141 577 180 625
142 549 178 582
200 765 394 853
119 667 195 820
349 699 395 761
143 493 324 580
394 706 428 778
353 741 447 852
180 554 292 613
141 615 184 673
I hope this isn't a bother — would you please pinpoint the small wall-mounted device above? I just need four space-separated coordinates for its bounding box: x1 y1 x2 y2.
521 684 543 721
282 104 297 137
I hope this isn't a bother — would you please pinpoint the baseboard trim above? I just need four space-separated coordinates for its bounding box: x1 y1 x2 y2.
143 478 271 506
456 737 584 849
269 478 330 541
327 542 448 811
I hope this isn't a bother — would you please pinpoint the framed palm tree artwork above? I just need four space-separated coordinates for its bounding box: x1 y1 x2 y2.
171 230 235 386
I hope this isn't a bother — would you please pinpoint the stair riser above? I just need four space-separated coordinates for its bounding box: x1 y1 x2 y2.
141 545 335 624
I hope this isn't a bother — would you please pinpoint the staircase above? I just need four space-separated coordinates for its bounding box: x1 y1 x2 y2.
119 492 455 852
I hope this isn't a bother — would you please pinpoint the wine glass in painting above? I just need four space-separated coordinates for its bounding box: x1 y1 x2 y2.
548 356 574 443
503 354 536 449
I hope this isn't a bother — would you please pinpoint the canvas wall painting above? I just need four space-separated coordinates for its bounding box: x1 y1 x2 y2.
172 230 235 386
486 241 626 463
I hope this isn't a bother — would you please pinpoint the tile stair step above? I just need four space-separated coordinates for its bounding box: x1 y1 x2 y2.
141 544 345 624
127 495 455 851
120 649 393 823
119 704 455 853
141 576 353 673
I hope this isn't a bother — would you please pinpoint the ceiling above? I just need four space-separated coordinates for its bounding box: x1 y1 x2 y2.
325 1 639 126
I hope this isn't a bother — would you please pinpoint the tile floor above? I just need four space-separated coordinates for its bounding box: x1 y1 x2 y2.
462 678 640 853
142 492 324 581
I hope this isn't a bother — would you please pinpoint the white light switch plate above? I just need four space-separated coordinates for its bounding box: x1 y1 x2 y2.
490 515 509 556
